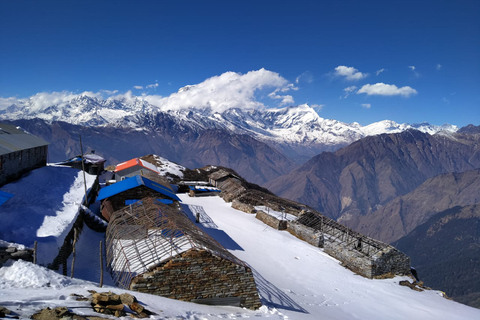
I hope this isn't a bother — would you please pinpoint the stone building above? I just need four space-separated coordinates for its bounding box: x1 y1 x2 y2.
285 211 411 278
0 123 49 186
105 198 261 309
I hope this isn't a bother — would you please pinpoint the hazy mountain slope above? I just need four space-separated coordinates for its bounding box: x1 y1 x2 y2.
266 130 480 220
395 204 480 309
346 169 480 243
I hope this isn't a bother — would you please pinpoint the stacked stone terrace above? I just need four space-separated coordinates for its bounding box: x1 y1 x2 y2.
208 170 411 279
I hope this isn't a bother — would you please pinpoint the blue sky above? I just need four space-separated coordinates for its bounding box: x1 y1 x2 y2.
0 0 479 127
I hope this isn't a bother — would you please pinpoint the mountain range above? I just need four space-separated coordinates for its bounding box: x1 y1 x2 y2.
0 94 456 182
1 93 479 307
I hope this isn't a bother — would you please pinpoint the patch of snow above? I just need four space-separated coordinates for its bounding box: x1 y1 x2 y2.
153 155 185 178
0 260 86 290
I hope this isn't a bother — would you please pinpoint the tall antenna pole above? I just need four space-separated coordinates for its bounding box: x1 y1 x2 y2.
79 134 88 204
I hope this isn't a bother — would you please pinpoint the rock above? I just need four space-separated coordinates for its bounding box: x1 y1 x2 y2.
130 301 144 314
119 293 137 305
0 306 12 317
30 307 72 320
399 280 424 292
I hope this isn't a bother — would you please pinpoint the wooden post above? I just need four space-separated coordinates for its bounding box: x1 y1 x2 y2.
71 228 77 278
79 135 88 205
33 241 37 264
99 240 104 288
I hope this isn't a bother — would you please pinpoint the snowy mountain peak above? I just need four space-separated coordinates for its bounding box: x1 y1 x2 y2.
0 93 458 161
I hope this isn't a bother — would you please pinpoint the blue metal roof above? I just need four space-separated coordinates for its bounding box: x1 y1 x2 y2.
0 190 14 206
97 175 181 202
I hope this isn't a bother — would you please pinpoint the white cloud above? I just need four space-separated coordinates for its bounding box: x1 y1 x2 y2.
442 97 450 105
408 66 420 77
26 91 102 112
357 83 418 97
0 97 20 110
343 86 357 98
361 103 371 109
100 89 118 95
311 104 325 112
295 71 314 84
0 69 296 114
268 89 294 106
146 83 159 89
376 68 386 76
436 64 442 70
144 68 294 112
133 85 144 90
334 66 368 81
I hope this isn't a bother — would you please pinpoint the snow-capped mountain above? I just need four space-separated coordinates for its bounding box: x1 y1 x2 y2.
0 94 458 162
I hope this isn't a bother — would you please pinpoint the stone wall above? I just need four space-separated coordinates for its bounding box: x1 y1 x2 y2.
130 249 262 310
324 239 374 278
323 238 410 278
255 210 287 230
372 247 411 277
0 247 34 267
232 199 256 214
0 146 47 186
286 222 324 247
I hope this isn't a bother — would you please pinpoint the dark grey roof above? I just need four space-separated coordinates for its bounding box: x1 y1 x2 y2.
0 123 49 156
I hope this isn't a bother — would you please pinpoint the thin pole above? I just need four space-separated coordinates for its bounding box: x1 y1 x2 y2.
79 135 88 205
71 228 77 278
33 241 37 264
99 240 104 287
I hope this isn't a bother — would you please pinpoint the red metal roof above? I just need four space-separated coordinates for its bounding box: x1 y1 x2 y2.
115 158 159 174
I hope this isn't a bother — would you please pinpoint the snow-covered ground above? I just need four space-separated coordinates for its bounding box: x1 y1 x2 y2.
0 169 479 319
0 166 96 265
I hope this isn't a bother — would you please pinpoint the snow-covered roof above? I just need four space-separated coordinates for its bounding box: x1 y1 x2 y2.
189 185 221 192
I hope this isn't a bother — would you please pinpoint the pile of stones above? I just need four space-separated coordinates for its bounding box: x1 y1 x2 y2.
28 291 155 319
90 291 154 318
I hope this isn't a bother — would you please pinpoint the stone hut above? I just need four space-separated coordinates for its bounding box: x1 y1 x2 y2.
208 170 246 202
105 198 261 309
287 211 411 278
0 123 49 186
97 175 181 221
208 169 241 188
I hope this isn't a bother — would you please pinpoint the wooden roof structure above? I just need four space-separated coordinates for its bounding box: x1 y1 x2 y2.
105 197 245 289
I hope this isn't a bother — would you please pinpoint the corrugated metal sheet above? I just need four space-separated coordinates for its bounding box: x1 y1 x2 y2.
115 158 159 174
0 123 49 156
97 175 181 202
